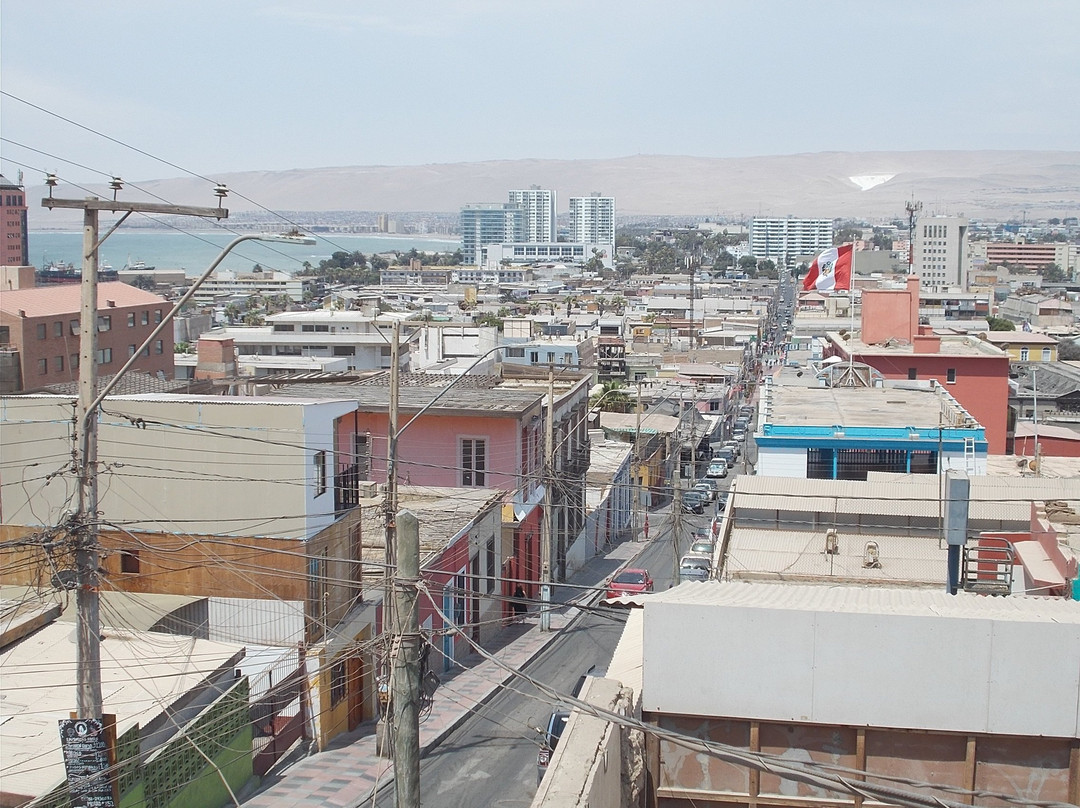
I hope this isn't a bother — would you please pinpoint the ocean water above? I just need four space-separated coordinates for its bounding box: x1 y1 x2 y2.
29 230 459 276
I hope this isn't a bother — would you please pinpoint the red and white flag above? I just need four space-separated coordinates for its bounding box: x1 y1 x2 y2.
802 244 853 293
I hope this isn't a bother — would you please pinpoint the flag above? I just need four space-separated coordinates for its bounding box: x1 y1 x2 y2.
802 244 853 293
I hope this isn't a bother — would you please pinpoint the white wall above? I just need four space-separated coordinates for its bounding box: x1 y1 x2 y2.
643 596 1080 738
755 444 807 477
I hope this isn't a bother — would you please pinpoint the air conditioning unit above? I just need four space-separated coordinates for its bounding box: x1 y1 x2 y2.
358 481 379 498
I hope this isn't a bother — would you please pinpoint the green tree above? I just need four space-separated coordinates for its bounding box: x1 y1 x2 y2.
737 255 758 276
712 250 735 271
756 259 778 279
986 316 1016 331
130 274 155 291
834 226 861 245
243 311 265 326
224 303 241 324
590 380 633 413
174 341 191 353
1040 263 1068 283
475 312 504 330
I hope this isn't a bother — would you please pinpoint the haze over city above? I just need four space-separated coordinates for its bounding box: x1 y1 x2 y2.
2 0 1079 193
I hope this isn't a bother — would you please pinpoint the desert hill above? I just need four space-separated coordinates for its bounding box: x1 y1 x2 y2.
26 150 1080 227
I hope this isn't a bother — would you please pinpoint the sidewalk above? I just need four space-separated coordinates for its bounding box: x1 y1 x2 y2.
237 535 644 807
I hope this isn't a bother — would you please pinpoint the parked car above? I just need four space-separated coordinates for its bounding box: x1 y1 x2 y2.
537 709 569 783
712 447 736 466
706 460 728 478
681 490 706 513
605 568 654 599
688 539 715 557
724 440 741 458
692 481 716 502
679 554 711 583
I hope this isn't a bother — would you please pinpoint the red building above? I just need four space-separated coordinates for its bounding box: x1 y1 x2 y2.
0 282 175 391
0 174 29 267
827 276 1010 453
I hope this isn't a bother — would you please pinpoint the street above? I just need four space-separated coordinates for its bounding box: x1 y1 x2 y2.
370 504 712 807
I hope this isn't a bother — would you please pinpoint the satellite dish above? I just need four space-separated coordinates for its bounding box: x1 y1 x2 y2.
1029 459 1039 471
51 569 78 591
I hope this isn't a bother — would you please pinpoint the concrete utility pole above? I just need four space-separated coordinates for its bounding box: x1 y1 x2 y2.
671 413 683 585
379 320 401 756
540 369 555 632
391 510 421 807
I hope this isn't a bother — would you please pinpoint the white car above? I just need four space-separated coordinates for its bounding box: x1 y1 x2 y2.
705 460 728 478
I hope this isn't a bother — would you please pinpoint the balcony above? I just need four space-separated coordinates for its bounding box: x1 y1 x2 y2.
564 440 591 475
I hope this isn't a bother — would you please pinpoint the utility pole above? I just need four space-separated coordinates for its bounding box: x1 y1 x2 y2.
391 510 421 807
671 396 683 584
632 381 643 539
42 192 230 720
379 320 401 757
540 369 554 632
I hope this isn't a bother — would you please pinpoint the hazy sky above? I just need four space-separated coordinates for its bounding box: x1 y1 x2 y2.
2 0 1078 187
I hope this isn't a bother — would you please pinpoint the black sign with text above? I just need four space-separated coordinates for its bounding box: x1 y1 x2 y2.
58 718 116 808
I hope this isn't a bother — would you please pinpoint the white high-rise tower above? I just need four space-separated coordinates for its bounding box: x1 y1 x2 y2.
508 187 557 243
569 193 615 256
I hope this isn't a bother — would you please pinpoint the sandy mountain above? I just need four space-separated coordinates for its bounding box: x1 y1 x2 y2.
27 151 1080 227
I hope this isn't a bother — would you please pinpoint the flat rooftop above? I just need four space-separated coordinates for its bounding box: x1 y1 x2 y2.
764 384 956 430
834 331 1007 358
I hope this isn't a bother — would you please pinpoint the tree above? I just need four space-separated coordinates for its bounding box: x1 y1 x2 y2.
130 274 155 291
756 259 778 280
174 341 191 353
986 316 1016 331
590 380 633 413
224 303 241 324
1059 338 1080 361
834 226 861 245
243 311 265 326
1040 263 1068 283
712 250 735 271
737 255 758 276
475 313 503 330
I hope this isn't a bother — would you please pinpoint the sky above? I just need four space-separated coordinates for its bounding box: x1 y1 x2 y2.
2 0 1078 188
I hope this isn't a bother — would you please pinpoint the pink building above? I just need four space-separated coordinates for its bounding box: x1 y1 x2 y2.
828 276 1010 453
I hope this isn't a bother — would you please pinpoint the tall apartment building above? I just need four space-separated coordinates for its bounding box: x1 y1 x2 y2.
460 203 525 265
0 174 29 267
749 217 832 265
569 193 615 254
914 215 969 290
508 187 556 243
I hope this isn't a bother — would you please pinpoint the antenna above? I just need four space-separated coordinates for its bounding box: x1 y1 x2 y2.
905 199 922 274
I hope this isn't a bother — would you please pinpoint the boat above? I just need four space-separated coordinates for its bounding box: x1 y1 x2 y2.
122 259 156 272
35 261 119 285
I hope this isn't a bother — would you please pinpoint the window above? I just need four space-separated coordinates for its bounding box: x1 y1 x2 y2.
37 323 47 340
154 340 164 355
70 353 79 370
330 658 347 705
120 550 140 574
314 450 327 496
55 355 64 372
1019 347 1029 361
54 321 63 337
70 319 79 335
1042 348 1052 361
127 313 136 327
485 537 496 594
129 345 137 357
506 347 525 358
154 309 162 324
461 438 487 486
97 315 111 332
38 358 48 374
907 368 917 380
141 311 149 326
946 368 956 384
96 347 112 364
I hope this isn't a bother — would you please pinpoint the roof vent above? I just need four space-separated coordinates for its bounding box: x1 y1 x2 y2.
824 529 839 555
106 299 116 308
18 309 26 318
863 541 881 568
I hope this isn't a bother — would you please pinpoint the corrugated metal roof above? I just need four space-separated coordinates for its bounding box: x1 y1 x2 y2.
0 281 166 317
632 580 1080 622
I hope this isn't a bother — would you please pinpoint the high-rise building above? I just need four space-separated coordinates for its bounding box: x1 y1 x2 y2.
749 217 832 265
913 215 969 290
0 174 29 267
569 193 615 254
460 203 525 265
508 187 556 243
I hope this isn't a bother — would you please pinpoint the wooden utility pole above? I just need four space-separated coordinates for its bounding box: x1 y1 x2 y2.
41 194 230 720
74 202 102 719
633 381 643 539
391 510 421 807
379 320 401 757
671 431 683 584
540 369 554 632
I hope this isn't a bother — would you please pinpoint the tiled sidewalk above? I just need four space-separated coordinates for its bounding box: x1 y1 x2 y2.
238 537 644 807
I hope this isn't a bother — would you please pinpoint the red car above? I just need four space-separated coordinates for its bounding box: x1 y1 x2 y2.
605 568 654 600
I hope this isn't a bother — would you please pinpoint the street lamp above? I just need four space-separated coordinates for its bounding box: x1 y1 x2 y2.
88 233 316 413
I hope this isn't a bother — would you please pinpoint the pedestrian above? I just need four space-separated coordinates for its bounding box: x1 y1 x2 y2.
512 585 528 622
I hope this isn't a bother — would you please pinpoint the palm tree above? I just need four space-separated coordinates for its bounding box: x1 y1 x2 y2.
590 380 632 413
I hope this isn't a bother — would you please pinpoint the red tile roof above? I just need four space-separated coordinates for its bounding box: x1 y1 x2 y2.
0 282 167 318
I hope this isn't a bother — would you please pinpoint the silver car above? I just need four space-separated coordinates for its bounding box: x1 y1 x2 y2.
679 554 711 583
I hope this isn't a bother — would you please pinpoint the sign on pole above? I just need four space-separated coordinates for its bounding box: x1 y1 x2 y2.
58 718 116 808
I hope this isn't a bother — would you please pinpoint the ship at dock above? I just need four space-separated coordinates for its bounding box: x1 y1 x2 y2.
35 261 120 285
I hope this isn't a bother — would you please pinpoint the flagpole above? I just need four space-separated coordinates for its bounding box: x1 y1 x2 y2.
848 242 855 385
